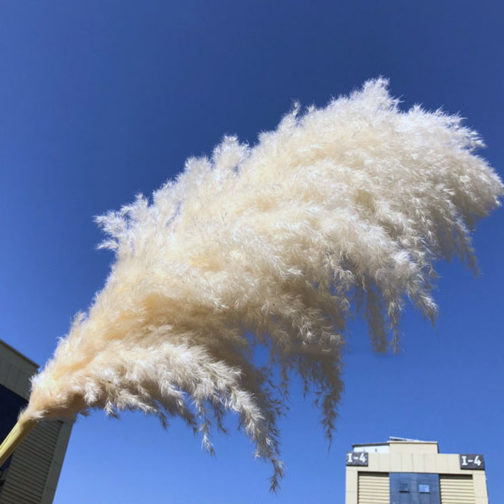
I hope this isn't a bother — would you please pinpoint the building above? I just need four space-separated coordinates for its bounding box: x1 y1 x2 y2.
0 339 73 504
345 436 488 504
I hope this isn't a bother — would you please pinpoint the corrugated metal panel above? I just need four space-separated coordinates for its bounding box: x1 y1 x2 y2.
0 421 62 504
358 472 389 504
440 475 475 504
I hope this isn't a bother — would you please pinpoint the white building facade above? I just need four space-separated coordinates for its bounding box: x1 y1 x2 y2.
345 437 488 504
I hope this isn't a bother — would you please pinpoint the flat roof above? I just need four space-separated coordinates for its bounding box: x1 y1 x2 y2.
353 437 438 448
0 338 39 368
389 436 437 443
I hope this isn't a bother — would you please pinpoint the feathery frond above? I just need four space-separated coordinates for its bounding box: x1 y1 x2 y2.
21 79 502 489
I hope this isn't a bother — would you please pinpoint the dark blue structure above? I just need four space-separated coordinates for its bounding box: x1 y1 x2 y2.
390 473 440 504
0 384 27 472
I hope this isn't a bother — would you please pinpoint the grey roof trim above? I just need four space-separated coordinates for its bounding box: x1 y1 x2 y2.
0 338 39 368
352 442 390 448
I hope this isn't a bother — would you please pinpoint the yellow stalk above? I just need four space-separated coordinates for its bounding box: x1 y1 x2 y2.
0 419 37 467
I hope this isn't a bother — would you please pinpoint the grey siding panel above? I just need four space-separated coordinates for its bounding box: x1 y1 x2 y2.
0 421 60 504
0 420 72 504
440 475 475 504
358 472 389 504
0 341 73 504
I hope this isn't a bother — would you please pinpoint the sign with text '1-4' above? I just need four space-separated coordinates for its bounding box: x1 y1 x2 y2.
459 454 485 470
346 452 368 466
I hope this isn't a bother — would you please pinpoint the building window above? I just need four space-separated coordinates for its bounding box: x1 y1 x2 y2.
418 484 430 493
399 482 409 492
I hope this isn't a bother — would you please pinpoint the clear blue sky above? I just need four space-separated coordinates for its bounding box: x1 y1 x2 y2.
1 1 503 502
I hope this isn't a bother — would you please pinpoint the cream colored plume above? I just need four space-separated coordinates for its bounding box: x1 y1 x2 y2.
19 79 503 488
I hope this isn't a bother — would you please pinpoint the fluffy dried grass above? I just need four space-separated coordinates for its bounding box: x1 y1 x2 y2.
20 79 502 489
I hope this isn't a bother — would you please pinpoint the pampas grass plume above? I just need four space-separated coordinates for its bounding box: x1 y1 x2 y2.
19 79 502 489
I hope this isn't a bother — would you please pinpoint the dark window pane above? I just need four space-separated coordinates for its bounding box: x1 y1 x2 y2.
399 482 409 492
